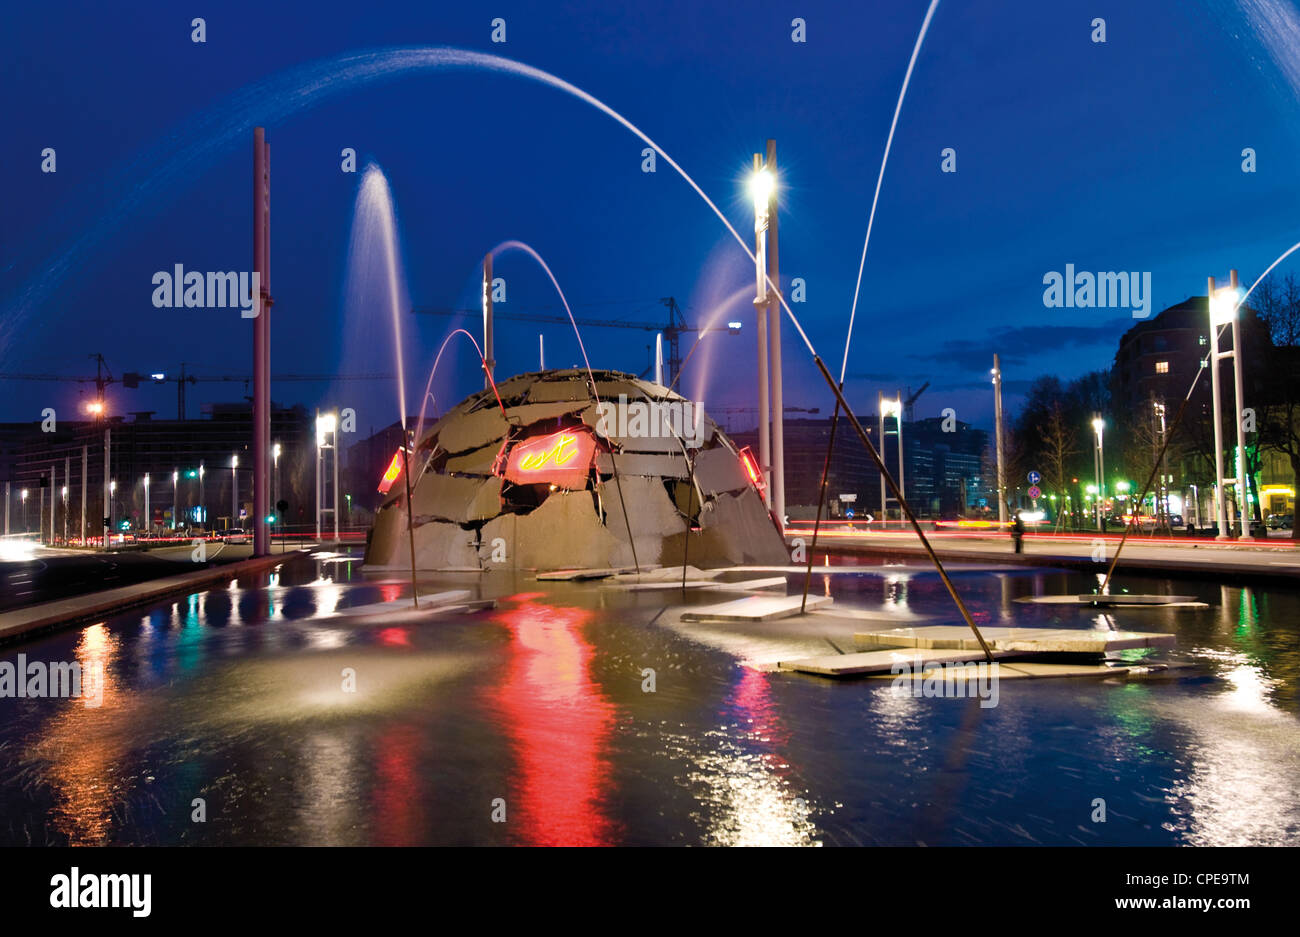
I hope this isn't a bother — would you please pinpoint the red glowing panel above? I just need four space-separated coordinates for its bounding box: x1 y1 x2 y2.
503 428 595 489
738 446 764 490
377 449 404 494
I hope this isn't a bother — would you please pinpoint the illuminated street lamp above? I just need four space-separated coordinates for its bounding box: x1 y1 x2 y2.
143 473 150 537
749 160 775 511
231 454 239 529
878 393 905 522
315 411 339 542
1208 271 1252 540
21 488 28 533
1092 416 1105 528
173 468 179 530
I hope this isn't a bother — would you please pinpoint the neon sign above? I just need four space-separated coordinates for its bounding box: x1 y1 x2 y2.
738 446 764 490
377 449 404 494
504 428 596 489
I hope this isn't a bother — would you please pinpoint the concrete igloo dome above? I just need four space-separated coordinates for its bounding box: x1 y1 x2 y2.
363 368 788 571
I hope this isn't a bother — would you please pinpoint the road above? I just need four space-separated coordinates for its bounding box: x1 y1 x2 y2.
0 542 254 613
789 524 1300 581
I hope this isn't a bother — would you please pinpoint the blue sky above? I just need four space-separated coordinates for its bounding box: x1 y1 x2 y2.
4 0 1300 434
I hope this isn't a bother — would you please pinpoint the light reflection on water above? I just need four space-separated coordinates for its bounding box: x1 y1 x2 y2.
0 552 1298 846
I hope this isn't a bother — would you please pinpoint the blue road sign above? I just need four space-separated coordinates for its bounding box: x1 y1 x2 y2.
1028 471 1041 486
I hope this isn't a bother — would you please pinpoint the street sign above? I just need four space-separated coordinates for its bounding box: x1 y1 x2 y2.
1028 485 1042 499
838 493 857 503
1028 471 1041 486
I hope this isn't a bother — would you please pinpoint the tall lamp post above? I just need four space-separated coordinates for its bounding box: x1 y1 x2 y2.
992 355 1007 525
1209 272 1252 540
231 454 239 530
173 469 179 531
144 473 150 537
749 158 774 510
1092 415 1105 529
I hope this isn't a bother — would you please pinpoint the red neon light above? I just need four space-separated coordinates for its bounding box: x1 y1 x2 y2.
738 446 764 489
504 428 596 489
377 449 403 494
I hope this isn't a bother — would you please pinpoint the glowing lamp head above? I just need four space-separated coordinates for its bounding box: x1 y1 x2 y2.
316 413 338 447
748 167 775 212
86 401 104 415
1092 417 1105 435
1210 286 1242 326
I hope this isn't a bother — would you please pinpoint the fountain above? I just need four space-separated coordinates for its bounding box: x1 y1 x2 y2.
362 367 787 571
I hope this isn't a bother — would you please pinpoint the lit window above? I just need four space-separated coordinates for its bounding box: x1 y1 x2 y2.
1198 335 1208 346
1155 361 1169 374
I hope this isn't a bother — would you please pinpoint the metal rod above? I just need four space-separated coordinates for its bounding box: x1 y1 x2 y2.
400 434 420 609
810 354 994 661
800 395 842 613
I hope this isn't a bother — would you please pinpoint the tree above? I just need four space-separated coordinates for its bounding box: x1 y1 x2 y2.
1039 400 1080 529
1257 273 1300 540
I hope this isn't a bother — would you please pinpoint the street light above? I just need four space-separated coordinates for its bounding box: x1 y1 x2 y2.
143 473 150 537
748 160 776 512
1092 416 1105 529
231 453 239 530
878 393 906 522
316 412 339 541
1208 272 1252 540
173 468 179 530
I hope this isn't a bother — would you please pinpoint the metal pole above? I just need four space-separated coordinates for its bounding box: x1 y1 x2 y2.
144 473 150 538
1097 421 1105 527
231 458 237 530
766 139 785 528
81 445 87 543
539 334 545 370
1209 276 1229 539
878 392 886 522
3 481 8 537
1228 269 1252 540
315 409 322 541
64 456 69 543
483 253 495 388
332 429 340 542
993 355 1007 525
39 483 45 545
103 428 111 551
752 153 772 506
253 127 272 557
896 389 905 514
655 333 664 386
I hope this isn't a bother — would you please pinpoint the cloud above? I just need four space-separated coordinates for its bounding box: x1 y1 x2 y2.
906 316 1132 373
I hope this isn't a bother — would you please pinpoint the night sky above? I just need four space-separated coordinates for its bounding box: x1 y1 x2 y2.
4 0 1299 437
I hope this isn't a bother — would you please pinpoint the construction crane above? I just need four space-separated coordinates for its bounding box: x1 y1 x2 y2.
0 360 393 419
411 296 734 386
904 382 930 422
711 405 819 433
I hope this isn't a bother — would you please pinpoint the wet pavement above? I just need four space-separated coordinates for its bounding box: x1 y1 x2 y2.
1 549 1297 846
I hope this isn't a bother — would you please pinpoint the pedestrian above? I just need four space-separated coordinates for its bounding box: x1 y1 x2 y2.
1011 512 1025 554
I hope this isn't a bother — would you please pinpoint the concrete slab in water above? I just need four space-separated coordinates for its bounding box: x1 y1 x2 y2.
853 624 1175 654
536 568 622 581
1015 594 1200 606
777 647 1007 676
682 594 832 622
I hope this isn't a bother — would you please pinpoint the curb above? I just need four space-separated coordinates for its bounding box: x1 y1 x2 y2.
0 552 299 645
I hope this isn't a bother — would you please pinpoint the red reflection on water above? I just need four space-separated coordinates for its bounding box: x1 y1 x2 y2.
377 627 410 647
380 583 404 603
371 723 423 846
731 666 789 750
490 598 618 845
